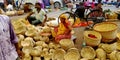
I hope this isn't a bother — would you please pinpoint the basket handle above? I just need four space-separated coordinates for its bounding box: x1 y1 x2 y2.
58 12 76 24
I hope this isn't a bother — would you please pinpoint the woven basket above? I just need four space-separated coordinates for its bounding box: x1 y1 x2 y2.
17 10 24 15
93 22 118 42
59 39 75 50
117 32 120 40
84 31 102 46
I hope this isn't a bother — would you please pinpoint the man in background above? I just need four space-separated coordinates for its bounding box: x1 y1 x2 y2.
26 2 47 26
0 0 5 11
75 2 85 18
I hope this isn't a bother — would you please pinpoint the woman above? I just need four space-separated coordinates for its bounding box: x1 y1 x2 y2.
54 14 72 43
0 14 21 60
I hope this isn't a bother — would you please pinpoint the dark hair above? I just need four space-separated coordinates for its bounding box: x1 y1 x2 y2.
9 2 12 5
35 2 41 6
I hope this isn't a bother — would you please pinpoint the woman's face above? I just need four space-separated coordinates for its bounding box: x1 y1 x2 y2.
60 18 66 23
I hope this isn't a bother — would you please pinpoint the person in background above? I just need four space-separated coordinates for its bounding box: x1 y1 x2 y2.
84 0 90 8
6 2 14 11
0 14 22 60
0 0 5 11
38 0 45 9
26 2 47 26
88 3 104 18
116 0 120 8
91 0 95 9
62 0 66 7
93 3 103 12
75 2 85 18
43 0 50 8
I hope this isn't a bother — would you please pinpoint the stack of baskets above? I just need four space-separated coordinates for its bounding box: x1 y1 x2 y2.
84 22 118 47
93 22 118 43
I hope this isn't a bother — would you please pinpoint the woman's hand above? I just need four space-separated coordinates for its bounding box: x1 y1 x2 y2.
15 43 24 59
16 49 24 59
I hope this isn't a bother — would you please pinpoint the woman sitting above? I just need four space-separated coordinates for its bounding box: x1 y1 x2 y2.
52 14 72 43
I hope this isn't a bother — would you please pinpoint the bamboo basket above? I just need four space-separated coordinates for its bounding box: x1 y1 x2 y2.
17 10 24 15
93 22 118 42
84 31 102 46
117 32 120 39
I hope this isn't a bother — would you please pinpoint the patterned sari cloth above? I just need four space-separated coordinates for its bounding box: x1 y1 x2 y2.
0 15 18 60
55 21 71 43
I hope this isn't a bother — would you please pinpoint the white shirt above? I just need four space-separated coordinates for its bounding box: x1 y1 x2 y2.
32 8 46 22
6 4 13 11
0 0 4 3
84 9 90 17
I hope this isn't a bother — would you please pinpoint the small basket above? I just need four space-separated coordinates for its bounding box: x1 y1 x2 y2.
117 32 120 41
84 31 102 46
17 10 24 15
93 22 118 42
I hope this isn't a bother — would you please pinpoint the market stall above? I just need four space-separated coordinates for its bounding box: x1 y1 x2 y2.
10 9 120 60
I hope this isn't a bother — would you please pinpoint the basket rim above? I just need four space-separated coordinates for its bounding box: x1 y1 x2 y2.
116 32 120 39
93 22 118 32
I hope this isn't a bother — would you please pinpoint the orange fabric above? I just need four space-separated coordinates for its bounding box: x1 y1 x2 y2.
54 22 71 43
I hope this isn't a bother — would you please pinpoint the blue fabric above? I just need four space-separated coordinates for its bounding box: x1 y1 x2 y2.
16 1 18 6
43 0 50 6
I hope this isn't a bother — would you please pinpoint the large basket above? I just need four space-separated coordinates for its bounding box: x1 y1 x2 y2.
93 22 118 42
84 31 102 46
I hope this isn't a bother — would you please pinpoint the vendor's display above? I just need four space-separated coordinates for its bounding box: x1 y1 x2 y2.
11 11 120 60
12 18 79 60
12 19 28 35
16 10 24 15
6 11 16 16
5 10 24 16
